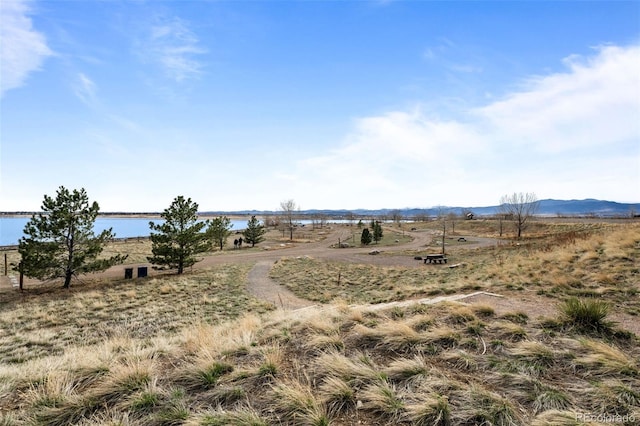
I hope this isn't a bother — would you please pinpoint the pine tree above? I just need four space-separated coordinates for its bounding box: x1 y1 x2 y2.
373 221 383 244
18 186 126 288
361 228 372 246
148 196 208 274
242 215 266 247
208 216 233 250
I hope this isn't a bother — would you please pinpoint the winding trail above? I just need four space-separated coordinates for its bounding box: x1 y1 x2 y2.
246 260 314 310
239 227 498 309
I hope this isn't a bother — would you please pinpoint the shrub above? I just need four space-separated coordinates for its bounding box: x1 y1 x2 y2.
559 297 614 333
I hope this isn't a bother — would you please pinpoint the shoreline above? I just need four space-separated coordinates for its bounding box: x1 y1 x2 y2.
0 212 253 220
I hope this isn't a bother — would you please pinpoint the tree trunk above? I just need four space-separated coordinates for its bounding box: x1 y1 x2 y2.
63 269 72 288
178 263 184 274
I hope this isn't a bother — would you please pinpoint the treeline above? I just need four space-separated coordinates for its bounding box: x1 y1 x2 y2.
14 187 268 288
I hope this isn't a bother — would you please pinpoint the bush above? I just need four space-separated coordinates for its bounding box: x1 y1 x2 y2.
559 297 614 333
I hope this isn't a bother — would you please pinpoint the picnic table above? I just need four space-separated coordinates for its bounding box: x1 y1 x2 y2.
423 254 448 264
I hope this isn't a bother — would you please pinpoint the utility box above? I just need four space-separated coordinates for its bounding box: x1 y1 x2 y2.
137 267 148 278
124 268 133 279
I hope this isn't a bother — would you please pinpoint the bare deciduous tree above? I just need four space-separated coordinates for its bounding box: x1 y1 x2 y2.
389 209 403 227
499 192 540 239
279 199 298 240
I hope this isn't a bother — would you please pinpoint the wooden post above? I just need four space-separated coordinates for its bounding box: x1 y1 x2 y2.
442 218 446 255
4 253 7 276
19 262 24 291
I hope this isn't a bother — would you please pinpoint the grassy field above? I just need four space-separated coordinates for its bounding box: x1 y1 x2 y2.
0 265 273 365
1 219 639 425
270 223 640 315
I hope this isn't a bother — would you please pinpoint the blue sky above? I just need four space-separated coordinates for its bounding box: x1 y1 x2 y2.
1 0 639 212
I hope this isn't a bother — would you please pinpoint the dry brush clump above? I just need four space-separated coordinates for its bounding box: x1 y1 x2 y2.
2 298 638 425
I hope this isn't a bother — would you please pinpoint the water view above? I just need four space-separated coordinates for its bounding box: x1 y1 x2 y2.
0 216 253 246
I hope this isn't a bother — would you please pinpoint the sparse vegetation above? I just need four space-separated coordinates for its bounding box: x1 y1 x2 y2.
1 219 639 424
270 222 640 317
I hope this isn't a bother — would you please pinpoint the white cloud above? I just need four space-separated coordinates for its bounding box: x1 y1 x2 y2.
0 0 53 96
285 43 640 208
475 44 640 153
139 16 206 83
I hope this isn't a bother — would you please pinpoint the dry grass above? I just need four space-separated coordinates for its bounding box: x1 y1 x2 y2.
270 222 640 317
573 339 638 376
0 264 273 364
1 220 639 425
1 298 639 425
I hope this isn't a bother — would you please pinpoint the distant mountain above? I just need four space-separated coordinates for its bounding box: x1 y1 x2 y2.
202 199 639 218
6 200 636 218
449 199 634 217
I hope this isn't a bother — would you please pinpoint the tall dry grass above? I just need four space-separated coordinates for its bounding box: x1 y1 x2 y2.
2 298 638 424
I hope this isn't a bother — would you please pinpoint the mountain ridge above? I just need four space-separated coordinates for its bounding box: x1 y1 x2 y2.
202 199 639 218
2 199 637 218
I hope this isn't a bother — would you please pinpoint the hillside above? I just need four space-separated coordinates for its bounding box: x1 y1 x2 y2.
0 221 639 425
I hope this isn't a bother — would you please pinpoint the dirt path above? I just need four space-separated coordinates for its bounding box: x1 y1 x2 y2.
246 260 315 310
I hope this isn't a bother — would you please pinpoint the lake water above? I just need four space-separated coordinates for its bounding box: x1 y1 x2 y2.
0 216 253 246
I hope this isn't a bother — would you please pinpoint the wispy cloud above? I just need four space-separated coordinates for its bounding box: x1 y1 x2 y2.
423 37 483 75
0 0 53 96
138 16 206 83
284 43 640 207
72 72 97 106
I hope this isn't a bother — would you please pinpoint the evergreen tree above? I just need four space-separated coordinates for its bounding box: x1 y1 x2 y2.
373 221 383 244
242 215 266 247
208 216 233 250
18 186 126 288
148 196 208 274
361 228 372 246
